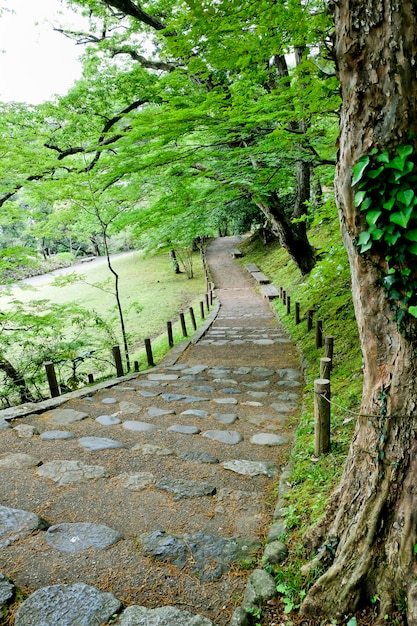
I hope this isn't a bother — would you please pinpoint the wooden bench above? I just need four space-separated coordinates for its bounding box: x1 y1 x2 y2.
230 248 243 258
245 263 259 273
251 271 270 284
261 284 279 300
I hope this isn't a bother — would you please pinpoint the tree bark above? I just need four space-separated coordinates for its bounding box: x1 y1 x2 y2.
301 0 417 620
0 357 34 404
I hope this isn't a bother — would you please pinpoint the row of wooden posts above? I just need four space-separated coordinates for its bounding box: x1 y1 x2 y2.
44 285 215 400
276 286 334 457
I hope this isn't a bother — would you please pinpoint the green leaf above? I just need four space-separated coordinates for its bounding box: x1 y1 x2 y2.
405 230 417 242
408 242 417 255
408 306 417 318
354 190 367 207
352 156 370 185
347 617 357 626
383 197 396 211
390 207 413 228
397 145 413 160
376 150 390 163
367 166 384 179
383 231 401 245
397 188 415 207
357 231 370 246
366 210 381 226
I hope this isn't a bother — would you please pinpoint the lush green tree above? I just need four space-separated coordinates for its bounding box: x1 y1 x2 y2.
301 1 417 622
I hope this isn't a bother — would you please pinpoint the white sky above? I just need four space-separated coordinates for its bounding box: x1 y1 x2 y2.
0 0 87 104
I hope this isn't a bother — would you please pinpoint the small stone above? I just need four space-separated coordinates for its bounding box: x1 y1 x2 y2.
44 522 123 553
262 540 288 565
242 380 270 389
0 573 15 617
181 365 208 374
95 415 122 426
222 460 279 478
167 425 201 435
119 401 141 414
37 460 109 486
203 430 243 445
242 569 277 610
13 424 39 438
241 401 263 407
0 418 11 431
0 506 49 547
183 396 210 403
101 397 118 404
46 408 88 425
266 521 286 543
161 393 187 402
78 436 127 451
250 433 289 446
221 388 242 394
14 583 121 626
192 385 214 393
213 397 238 405
117 605 214 625
213 413 238 425
146 407 176 417
116 472 154 490
0 453 41 469
180 452 219 464
148 373 179 381
137 390 160 397
156 478 216 500
132 444 175 456
123 421 158 432
180 409 210 418
40 430 76 440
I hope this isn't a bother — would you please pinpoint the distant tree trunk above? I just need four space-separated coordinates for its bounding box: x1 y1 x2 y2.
255 191 316 275
0 357 34 404
169 249 181 273
301 1 417 621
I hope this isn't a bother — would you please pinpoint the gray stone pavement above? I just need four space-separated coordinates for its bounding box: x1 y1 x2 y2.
0 237 302 626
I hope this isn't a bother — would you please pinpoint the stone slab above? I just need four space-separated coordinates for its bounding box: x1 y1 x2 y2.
0 506 49 547
78 436 127 451
46 408 89 425
115 472 154 490
167 425 201 435
222 460 279 478
203 430 243 445
45 522 123 553
250 433 289 446
95 415 122 426
155 478 216 500
123 421 159 432
0 453 41 469
117 605 214 625
40 430 76 440
37 460 109 486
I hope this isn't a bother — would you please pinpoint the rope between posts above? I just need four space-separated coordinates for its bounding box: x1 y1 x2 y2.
314 391 411 421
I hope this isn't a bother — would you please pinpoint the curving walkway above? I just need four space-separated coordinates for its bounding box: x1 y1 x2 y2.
0 237 302 626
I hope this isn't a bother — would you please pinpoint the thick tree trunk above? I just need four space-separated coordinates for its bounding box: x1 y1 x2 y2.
301 1 417 621
0 357 34 404
255 191 316 275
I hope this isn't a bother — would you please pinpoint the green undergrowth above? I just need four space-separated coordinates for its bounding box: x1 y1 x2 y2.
239 213 363 601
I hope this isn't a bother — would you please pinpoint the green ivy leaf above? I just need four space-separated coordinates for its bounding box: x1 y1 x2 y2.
386 155 408 171
383 197 396 210
397 188 415 207
405 230 417 242
367 166 384 179
366 210 381 226
397 144 413 160
354 190 367 207
390 207 413 228
408 242 417 255
408 306 417 318
383 231 401 245
376 150 390 163
352 156 370 185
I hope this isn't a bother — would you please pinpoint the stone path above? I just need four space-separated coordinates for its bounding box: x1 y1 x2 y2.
0 237 302 626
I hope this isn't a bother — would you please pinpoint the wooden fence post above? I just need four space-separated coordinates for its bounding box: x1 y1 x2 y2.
205 293 209 311
315 319 323 349
320 357 332 380
88 373 94 384
144 338 154 367
45 362 60 398
112 345 124 377
286 295 291 315
134 361 139 372
189 307 197 331
200 301 205 320
314 378 331 456
167 321 174 348
283 290 286 305
180 312 187 337
325 336 334 366
307 309 314 332
295 302 300 325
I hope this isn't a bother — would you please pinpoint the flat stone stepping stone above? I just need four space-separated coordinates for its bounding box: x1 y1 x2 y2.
101 397 118 404
146 407 176 417
222 460 279 478
0 506 49 548
213 378 238 385
78 436 127 451
95 415 122 426
132 444 175 456
40 430 76 440
46 408 88 425
161 393 187 402
115 472 154 490
14 424 39 438
156 478 216 500
167 424 201 435
148 373 179 381
207 368 232 377
183 395 210 403
0 418 10 430
277 391 300 402
233 367 252 374
203 430 243 445
14 583 121 626
181 365 208 374
253 367 276 377
0 572 14 612
242 401 263 407
123 421 158 432
180 409 210 418
213 413 238 425
180 451 219 464
213 397 238 405
270 402 298 413
250 433 289 446
277 368 302 379
252 338 275 345
277 379 302 388
0 453 41 469
192 385 214 393
242 380 270 389
137 389 160 397
220 387 242 394
135 379 161 387
247 391 268 398
37 460 109 486
141 530 260 582
45 522 123 553
119 401 141 413
117 605 215 625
